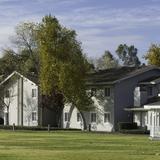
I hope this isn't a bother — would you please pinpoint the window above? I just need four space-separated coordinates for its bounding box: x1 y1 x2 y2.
91 88 96 96
77 113 81 122
147 87 153 96
64 112 69 122
104 113 111 123
140 86 147 92
105 88 111 97
5 90 10 98
32 112 37 121
32 89 37 97
91 113 96 123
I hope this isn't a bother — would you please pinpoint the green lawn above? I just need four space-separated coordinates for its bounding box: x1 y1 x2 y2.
0 131 159 160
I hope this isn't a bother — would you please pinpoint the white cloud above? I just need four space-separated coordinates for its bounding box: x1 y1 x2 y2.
0 0 159 60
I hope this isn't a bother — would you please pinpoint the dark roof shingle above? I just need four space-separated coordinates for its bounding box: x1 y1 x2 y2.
86 66 160 86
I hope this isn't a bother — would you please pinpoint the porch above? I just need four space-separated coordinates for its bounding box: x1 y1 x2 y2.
144 102 160 140
124 107 148 128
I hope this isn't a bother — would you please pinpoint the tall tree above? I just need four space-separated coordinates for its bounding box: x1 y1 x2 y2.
97 50 119 69
0 49 20 77
116 44 141 67
12 22 39 75
145 44 160 66
37 15 92 127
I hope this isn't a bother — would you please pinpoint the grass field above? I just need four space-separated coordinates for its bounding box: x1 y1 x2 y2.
0 131 160 160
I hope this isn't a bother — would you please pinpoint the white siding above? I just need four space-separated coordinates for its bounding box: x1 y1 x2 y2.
4 81 18 125
23 78 38 126
133 112 148 127
63 104 83 130
62 87 114 132
89 96 113 132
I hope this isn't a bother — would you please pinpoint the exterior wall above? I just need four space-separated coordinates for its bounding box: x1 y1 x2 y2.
114 69 160 130
134 87 141 107
4 81 18 125
134 87 148 107
89 91 114 132
22 78 38 126
140 91 148 106
63 104 83 129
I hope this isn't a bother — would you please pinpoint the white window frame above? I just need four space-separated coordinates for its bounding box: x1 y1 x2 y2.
105 87 111 97
32 111 37 121
32 89 37 98
64 112 69 122
104 112 111 123
91 112 97 123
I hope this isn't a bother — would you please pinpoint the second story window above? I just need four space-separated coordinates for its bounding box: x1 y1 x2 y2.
105 88 111 97
32 89 37 97
147 87 153 96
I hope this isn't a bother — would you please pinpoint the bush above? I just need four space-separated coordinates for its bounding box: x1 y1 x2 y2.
118 122 138 130
119 129 149 134
0 125 82 131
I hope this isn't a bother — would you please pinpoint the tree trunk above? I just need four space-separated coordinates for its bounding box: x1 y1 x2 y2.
80 111 87 130
66 104 74 128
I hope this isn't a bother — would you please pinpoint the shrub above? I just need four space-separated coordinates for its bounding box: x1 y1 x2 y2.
0 125 82 131
118 122 138 130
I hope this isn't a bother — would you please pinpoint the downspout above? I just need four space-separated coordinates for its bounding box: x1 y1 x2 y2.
17 79 19 125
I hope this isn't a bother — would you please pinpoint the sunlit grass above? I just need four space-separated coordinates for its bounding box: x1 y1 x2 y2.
0 130 159 160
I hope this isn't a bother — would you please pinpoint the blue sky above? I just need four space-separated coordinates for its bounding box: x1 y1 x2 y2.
0 0 160 62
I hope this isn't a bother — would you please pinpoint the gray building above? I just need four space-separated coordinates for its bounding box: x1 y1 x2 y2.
63 66 160 132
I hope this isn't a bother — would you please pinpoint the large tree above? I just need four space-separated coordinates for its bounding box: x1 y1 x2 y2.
0 22 39 78
145 44 160 66
13 22 39 75
37 15 92 128
116 44 141 67
97 50 119 69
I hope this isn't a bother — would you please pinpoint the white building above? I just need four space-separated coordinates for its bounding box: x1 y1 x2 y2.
0 71 38 126
144 102 160 140
0 71 56 127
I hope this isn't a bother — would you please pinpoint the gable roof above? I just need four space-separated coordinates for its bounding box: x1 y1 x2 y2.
86 65 160 86
0 71 37 86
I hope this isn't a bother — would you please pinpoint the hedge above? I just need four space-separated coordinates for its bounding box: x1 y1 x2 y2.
0 125 82 131
118 122 138 130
